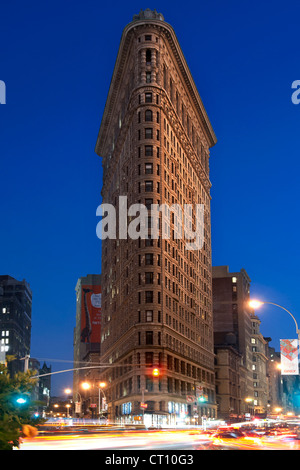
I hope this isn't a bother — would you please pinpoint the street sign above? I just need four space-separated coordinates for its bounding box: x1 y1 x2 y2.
75 402 81 413
186 395 196 403
140 403 148 409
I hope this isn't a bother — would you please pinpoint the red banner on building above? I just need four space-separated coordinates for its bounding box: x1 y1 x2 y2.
80 285 101 343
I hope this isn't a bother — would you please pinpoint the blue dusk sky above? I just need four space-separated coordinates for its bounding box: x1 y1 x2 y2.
0 0 299 395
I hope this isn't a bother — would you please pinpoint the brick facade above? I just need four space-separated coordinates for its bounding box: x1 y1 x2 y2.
95 9 217 424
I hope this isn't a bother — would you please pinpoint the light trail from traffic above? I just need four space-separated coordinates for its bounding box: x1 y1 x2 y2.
18 427 300 451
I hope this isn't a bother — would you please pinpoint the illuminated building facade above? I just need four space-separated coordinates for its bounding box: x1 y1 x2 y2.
73 274 102 415
212 266 256 416
96 9 217 425
0 275 32 376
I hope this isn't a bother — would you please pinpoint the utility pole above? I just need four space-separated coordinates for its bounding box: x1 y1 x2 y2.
21 354 30 372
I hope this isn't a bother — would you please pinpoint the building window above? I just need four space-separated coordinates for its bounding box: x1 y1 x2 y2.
145 198 153 209
145 35 152 41
145 181 153 192
145 272 154 284
146 72 151 83
146 310 153 322
145 128 153 139
145 163 153 174
145 93 152 103
145 110 153 121
145 291 153 303
145 253 153 265
145 351 154 365
146 331 153 344
146 50 151 65
145 145 153 156
146 377 153 392
145 236 153 247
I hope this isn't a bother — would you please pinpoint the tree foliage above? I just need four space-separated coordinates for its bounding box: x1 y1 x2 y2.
0 360 45 450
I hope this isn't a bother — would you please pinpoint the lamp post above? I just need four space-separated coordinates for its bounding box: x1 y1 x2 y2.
249 300 299 343
80 381 92 417
64 388 72 418
81 381 107 420
249 299 300 372
98 382 107 419
245 397 254 418
74 391 83 417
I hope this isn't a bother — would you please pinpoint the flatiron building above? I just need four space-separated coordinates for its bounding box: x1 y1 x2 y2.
95 9 217 424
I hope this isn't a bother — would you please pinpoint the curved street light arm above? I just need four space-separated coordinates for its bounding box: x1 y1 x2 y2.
262 302 299 336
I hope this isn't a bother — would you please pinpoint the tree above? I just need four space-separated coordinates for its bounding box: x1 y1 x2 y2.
0 360 45 450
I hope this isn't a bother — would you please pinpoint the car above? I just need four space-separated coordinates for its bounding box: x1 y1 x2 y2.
205 429 262 450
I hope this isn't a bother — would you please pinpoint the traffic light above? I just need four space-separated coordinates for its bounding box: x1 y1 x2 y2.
15 395 28 405
13 392 30 407
152 368 160 377
198 395 208 403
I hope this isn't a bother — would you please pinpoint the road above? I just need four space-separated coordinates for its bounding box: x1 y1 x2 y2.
18 426 300 451
19 428 207 450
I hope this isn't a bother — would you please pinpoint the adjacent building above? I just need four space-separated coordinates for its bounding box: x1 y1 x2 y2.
95 9 217 425
214 333 247 419
266 343 283 414
73 274 101 415
28 358 51 415
249 313 269 415
0 275 32 376
212 266 255 416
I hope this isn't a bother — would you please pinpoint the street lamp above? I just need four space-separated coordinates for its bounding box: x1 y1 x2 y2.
80 381 92 417
248 300 300 378
80 381 107 419
245 397 254 417
81 381 91 391
248 300 300 345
